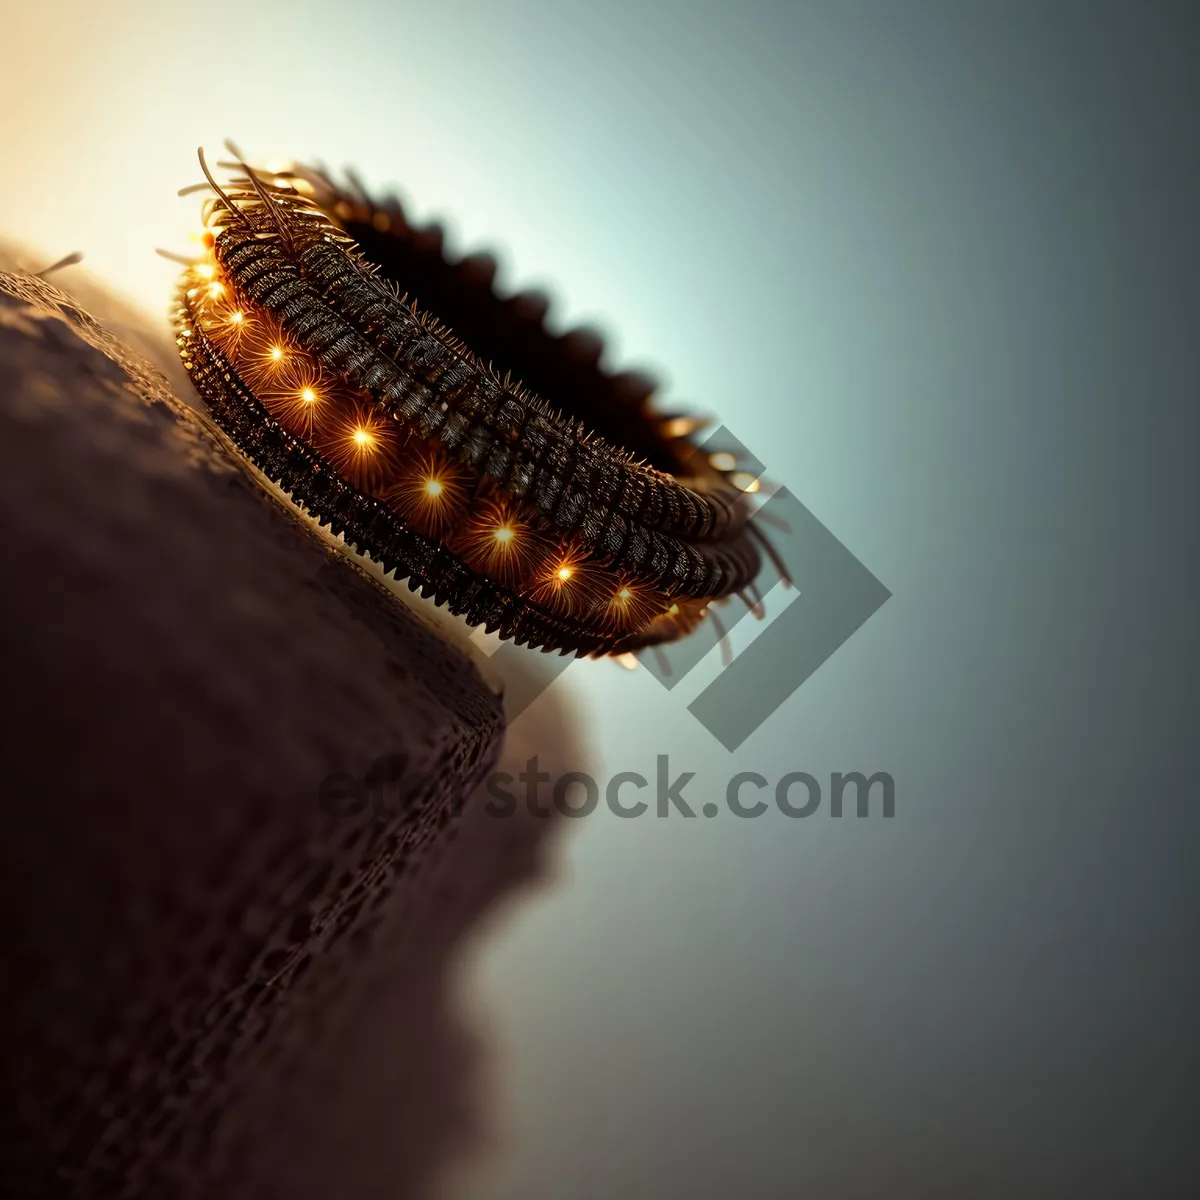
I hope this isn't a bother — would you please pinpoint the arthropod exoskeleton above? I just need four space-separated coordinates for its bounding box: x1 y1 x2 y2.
171 145 773 657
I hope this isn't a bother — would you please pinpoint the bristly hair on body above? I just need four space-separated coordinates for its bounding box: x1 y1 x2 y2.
172 143 777 656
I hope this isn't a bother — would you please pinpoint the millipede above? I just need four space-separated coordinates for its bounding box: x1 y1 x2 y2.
169 144 772 657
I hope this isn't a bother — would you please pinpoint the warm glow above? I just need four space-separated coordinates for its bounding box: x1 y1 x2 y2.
709 451 738 472
229 310 244 324
493 525 515 546
269 346 285 363
424 478 444 498
665 417 699 438
300 388 317 404
557 566 572 581
730 471 760 493
617 587 633 602
208 281 224 298
196 263 215 280
353 427 375 449
667 603 680 616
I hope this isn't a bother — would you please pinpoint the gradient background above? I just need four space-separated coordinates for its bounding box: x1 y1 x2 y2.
3 2 1197 1196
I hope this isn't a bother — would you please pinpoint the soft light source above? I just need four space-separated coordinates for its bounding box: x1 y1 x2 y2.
665 417 699 438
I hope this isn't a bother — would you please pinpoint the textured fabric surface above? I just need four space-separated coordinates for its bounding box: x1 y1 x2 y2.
0 269 564 1198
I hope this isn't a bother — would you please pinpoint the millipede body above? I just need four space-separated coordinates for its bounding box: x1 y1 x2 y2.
172 150 765 656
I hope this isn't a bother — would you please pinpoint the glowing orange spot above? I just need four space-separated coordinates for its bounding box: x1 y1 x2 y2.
493 525 515 546
269 346 285 363
665 417 699 438
424 478 444 498
557 566 572 581
300 388 317 404
352 427 374 449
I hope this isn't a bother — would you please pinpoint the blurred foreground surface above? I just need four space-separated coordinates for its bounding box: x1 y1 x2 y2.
0 260 577 1199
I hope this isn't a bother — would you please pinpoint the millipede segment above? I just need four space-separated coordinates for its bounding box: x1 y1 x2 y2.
172 150 766 655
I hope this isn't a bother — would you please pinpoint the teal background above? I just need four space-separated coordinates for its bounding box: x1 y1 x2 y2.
2 2 1196 1195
